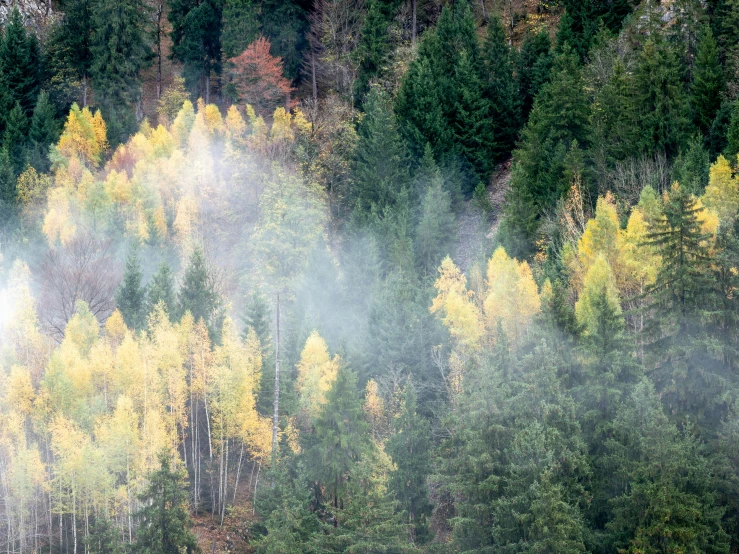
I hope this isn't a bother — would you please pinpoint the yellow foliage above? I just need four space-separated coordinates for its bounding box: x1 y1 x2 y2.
296 331 339 420
575 255 622 336
105 169 133 204
6 366 35 417
620 208 660 297
55 104 106 168
363 379 386 442
703 155 739 224
270 107 295 144
16 167 52 206
572 194 622 292
484 247 541 344
172 100 196 147
430 257 483 349
42 187 76 245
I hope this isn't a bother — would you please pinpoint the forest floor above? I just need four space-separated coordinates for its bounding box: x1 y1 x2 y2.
454 160 510 272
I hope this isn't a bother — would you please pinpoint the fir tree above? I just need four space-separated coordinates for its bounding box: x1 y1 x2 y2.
516 30 553 121
691 26 723 133
86 518 125 554
258 0 307 82
415 156 455 278
556 0 597 60
135 452 201 554
221 0 259 59
116 248 147 331
0 148 16 215
147 261 176 319
242 289 274 416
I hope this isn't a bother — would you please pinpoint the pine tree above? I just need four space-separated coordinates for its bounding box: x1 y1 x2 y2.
353 86 410 217
147 261 176 318
168 0 223 100
3 102 28 175
116 248 147 331
135 452 201 554
0 8 42 121
691 26 723 133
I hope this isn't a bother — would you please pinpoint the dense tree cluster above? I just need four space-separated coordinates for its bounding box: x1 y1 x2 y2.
7 1 739 553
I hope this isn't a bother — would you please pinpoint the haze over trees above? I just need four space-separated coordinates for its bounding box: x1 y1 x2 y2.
5 0 739 553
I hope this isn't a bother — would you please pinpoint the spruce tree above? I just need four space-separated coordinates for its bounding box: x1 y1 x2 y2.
556 0 597 60
221 0 259 59
28 91 59 172
415 157 455 278
178 247 220 329
47 0 94 106
516 30 553 121
135 452 201 554
116 248 147 331
242 289 274 416
353 86 410 218
86 518 125 554
147 261 176 319
691 26 723 134
3 102 28 175
169 0 223 99
0 148 16 215
0 8 42 121
353 0 392 104
634 38 689 157
481 15 520 155
258 0 307 82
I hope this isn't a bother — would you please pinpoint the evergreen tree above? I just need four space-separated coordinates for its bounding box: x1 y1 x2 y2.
353 86 410 217
0 8 42 122
177 247 221 330
386 384 433 543
671 134 710 194
354 0 392 104
258 0 307 82
415 155 455 278
221 0 259 59
516 30 553 121
633 38 689 157
242 289 274 416
135 452 201 554
502 48 591 254
48 0 94 106
146 261 176 318
481 15 520 155
691 26 723 133
169 0 223 99
3 101 28 175
28 91 59 173
556 0 597 60
86 518 125 554
91 0 153 145
0 148 16 216
116 248 147 331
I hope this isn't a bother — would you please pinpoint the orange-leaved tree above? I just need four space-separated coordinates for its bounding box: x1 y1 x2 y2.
227 36 294 116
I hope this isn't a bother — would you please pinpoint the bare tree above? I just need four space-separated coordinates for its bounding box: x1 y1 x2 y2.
37 234 120 339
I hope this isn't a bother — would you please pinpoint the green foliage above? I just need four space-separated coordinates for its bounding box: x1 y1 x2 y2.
86 518 125 554
3 101 28 175
516 30 553 121
221 0 259 59
672 135 711 194
28 91 59 172
415 160 456 278
691 26 723 133
116 248 147 331
0 148 17 215
135 452 201 554
259 0 307 82
243 289 274 416
354 0 393 104
0 8 42 123
177 247 221 333
146 261 176 319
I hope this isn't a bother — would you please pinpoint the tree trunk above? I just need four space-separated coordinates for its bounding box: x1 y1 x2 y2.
311 49 318 102
412 0 417 43
272 293 281 452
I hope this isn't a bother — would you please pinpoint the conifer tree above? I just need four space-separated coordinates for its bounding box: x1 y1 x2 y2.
258 0 307 82
146 261 176 318
0 8 42 121
221 0 259 59
135 452 201 554
354 0 392 104
0 148 16 215
243 290 274 416
28 91 59 172
116 248 147 331
415 158 455 278
48 0 94 106
3 102 28 175
691 26 723 133
516 30 553 121
556 0 597 60
353 86 410 217
86 518 125 554
178 247 220 330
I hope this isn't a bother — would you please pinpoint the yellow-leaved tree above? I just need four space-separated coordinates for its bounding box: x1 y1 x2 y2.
703 155 739 225
430 256 483 350
296 331 340 423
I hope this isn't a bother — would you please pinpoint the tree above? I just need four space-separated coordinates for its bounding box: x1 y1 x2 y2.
3 101 28 174
135 452 201 554
28 91 59 172
177 246 220 330
48 0 94 106
258 0 307 83
147 261 176 318
295 331 339 423
168 0 223 102
691 26 723 133
221 0 259 59
575 255 624 357
0 8 42 122
0 148 16 216
86 518 125 554
243 289 274 416
353 86 410 217
227 37 293 115
415 153 455 278
556 0 597 60
633 38 688 157
516 30 553 121
116 248 147 331
353 0 392 104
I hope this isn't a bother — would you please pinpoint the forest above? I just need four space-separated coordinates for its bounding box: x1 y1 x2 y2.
3 0 739 552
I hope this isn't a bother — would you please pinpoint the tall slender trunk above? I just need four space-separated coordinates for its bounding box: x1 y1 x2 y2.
311 49 318 101
232 441 245 505
156 2 163 100
412 0 417 43
272 294 281 452
82 74 88 107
